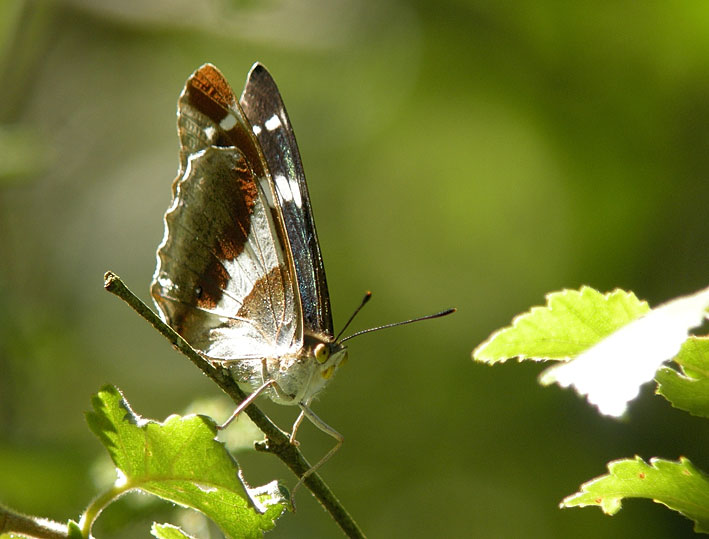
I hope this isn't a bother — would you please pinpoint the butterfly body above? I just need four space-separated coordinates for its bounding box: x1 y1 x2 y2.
227 339 348 406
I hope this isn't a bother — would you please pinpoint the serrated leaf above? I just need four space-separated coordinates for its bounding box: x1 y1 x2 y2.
563 456 709 533
540 286 709 416
86 385 286 539
151 522 196 539
670 335 709 376
473 287 648 364
184 396 262 453
656 337 709 418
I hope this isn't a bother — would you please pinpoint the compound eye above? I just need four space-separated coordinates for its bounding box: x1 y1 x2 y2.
314 343 330 363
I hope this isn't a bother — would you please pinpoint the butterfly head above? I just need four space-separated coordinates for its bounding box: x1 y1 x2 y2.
306 334 348 383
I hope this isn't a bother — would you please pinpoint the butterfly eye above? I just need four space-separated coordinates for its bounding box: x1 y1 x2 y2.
314 343 329 363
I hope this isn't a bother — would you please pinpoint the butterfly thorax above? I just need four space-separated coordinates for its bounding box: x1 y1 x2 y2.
230 335 348 406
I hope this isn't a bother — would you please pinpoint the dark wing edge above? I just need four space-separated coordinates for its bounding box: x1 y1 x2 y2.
239 63 334 339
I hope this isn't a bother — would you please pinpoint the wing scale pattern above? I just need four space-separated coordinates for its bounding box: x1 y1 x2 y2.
151 64 300 360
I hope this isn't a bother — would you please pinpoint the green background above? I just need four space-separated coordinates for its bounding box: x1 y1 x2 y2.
2 1 709 537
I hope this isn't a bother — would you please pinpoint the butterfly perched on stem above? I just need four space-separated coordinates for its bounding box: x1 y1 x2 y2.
151 62 453 488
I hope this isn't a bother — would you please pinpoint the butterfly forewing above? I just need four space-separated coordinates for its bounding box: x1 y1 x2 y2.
240 64 334 340
151 64 302 361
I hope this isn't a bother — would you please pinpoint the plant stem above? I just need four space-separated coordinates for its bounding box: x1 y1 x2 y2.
80 484 125 537
103 271 366 539
0 504 68 539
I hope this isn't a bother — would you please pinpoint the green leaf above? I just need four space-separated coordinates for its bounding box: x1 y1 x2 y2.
151 522 196 539
86 385 286 539
67 520 83 538
473 287 649 364
539 286 709 416
563 456 709 533
184 396 262 453
656 337 709 418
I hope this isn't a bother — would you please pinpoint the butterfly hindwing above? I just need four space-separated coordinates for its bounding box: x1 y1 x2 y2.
151 64 301 361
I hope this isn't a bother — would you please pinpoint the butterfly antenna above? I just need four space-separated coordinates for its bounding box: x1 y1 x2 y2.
335 291 373 342
339 307 456 344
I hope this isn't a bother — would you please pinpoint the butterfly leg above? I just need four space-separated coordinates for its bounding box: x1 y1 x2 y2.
289 410 306 446
292 403 343 495
218 379 276 430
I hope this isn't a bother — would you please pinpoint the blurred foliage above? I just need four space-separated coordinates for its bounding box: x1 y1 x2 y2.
2 0 709 537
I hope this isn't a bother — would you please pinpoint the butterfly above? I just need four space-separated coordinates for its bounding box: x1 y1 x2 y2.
151 62 453 486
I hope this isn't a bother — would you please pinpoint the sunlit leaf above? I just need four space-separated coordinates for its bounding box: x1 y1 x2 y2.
563 456 709 533
473 287 648 364
540 286 709 416
655 337 709 418
86 385 286 539
184 396 262 453
151 522 196 539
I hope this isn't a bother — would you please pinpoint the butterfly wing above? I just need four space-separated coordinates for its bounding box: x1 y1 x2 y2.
151 64 302 361
239 63 334 340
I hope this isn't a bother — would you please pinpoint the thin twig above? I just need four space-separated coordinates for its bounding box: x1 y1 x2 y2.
103 271 365 539
0 504 68 539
